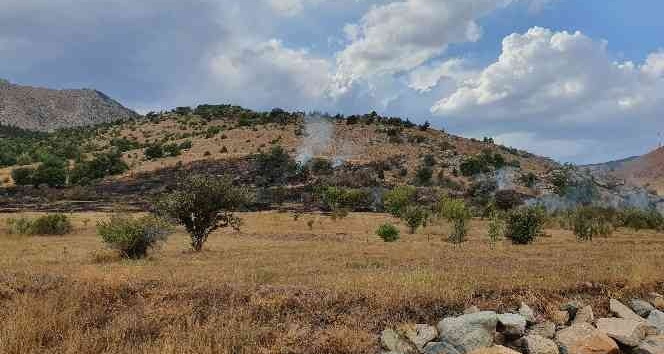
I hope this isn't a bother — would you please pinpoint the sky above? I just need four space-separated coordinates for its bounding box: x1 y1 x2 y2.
2 0 664 164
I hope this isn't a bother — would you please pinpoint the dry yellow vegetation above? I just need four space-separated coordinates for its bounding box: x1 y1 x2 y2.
1 211 663 353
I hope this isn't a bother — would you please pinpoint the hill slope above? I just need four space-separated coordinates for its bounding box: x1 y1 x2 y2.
0 79 137 131
613 147 664 195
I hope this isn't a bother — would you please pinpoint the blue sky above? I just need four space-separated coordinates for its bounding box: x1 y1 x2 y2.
2 0 664 164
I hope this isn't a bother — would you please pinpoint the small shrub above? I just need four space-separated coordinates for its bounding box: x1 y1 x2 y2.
11 167 34 186
30 214 73 235
414 166 433 186
307 219 314 230
401 205 428 234
97 215 173 259
383 186 417 217
572 207 613 241
505 206 546 244
6 217 34 235
487 213 505 249
376 223 400 242
144 144 164 160
437 197 472 244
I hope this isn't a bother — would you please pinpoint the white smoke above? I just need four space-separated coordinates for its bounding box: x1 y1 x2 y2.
296 114 353 167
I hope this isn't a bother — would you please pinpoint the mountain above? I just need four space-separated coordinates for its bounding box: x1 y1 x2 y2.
0 79 138 131
612 147 664 195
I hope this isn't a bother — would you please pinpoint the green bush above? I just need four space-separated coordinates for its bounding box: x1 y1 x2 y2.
32 156 67 187
572 207 613 241
6 217 34 235
254 145 298 187
383 186 417 217
31 214 73 235
319 186 372 212
144 144 164 160
156 174 253 251
11 167 35 186
70 150 128 185
505 206 546 244
619 208 664 231
97 215 173 259
487 213 505 249
401 205 428 234
437 197 472 244
414 166 433 186
6 214 72 236
376 223 400 242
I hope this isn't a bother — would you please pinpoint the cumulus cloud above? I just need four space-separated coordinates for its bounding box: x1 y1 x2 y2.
432 27 664 126
207 39 332 109
408 59 475 93
330 0 517 96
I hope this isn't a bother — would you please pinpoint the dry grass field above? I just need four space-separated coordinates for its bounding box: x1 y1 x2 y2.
1 211 663 354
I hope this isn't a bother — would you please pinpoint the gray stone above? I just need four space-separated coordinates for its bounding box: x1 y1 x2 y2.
437 311 498 354
596 318 648 347
519 303 537 324
404 324 439 350
555 323 620 354
649 293 664 310
632 299 656 318
648 310 664 333
497 313 527 337
633 335 664 354
464 306 481 314
423 341 463 354
611 299 646 322
382 328 419 354
467 346 521 354
529 321 556 339
524 335 559 354
572 305 594 325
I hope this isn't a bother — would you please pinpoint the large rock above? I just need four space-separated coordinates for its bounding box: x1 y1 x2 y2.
649 293 664 310
556 323 620 354
610 299 645 322
464 306 481 315
524 335 559 354
551 310 570 326
467 345 521 354
520 303 537 324
648 310 664 333
497 314 527 337
596 318 648 347
529 322 557 339
572 306 594 325
633 335 664 354
381 328 419 354
437 311 498 354
423 342 463 354
404 324 439 351
631 299 656 318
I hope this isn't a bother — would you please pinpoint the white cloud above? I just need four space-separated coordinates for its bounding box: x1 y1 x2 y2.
408 59 475 93
330 0 517 96
493 132 591 160
432 27 664 125
208 39 332 107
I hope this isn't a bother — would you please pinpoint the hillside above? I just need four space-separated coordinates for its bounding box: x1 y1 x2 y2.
0 79 137 131
612 147 664 195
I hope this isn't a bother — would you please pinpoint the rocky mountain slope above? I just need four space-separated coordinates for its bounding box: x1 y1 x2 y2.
0 79 137 131
612 147 664 195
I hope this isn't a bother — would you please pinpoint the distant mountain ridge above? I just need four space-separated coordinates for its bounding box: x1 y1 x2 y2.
0 79 138 131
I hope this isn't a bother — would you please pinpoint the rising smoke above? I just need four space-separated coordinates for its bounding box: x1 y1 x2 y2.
296 114 352 167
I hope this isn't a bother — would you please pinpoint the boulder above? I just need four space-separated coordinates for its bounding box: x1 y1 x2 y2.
423 341 463 354
572 306 594 325
649 293 664 310
633 335 664 354
551 310 570 326
404 324 439 351
464 306 481 315
596 318 648 347
438 311 498 354
381 328 419 354
524 335 559 354
648 310 664 333
529 322 557 339
467 345 521 354
497 313 527 337
556 323 620 354
610 299 645 322
631 299 656 318
520 303 537 324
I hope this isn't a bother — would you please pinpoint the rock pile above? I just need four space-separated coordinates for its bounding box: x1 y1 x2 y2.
381 295 664 354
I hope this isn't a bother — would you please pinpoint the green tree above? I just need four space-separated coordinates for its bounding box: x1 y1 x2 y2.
401 205 428 234
383 186 417 217
156 175 253 251
438 197 472 244
505 206 546 244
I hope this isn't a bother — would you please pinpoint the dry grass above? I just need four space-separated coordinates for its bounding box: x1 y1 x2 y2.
1 211 663 353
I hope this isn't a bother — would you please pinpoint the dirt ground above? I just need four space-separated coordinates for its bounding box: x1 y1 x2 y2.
1 211 663 354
